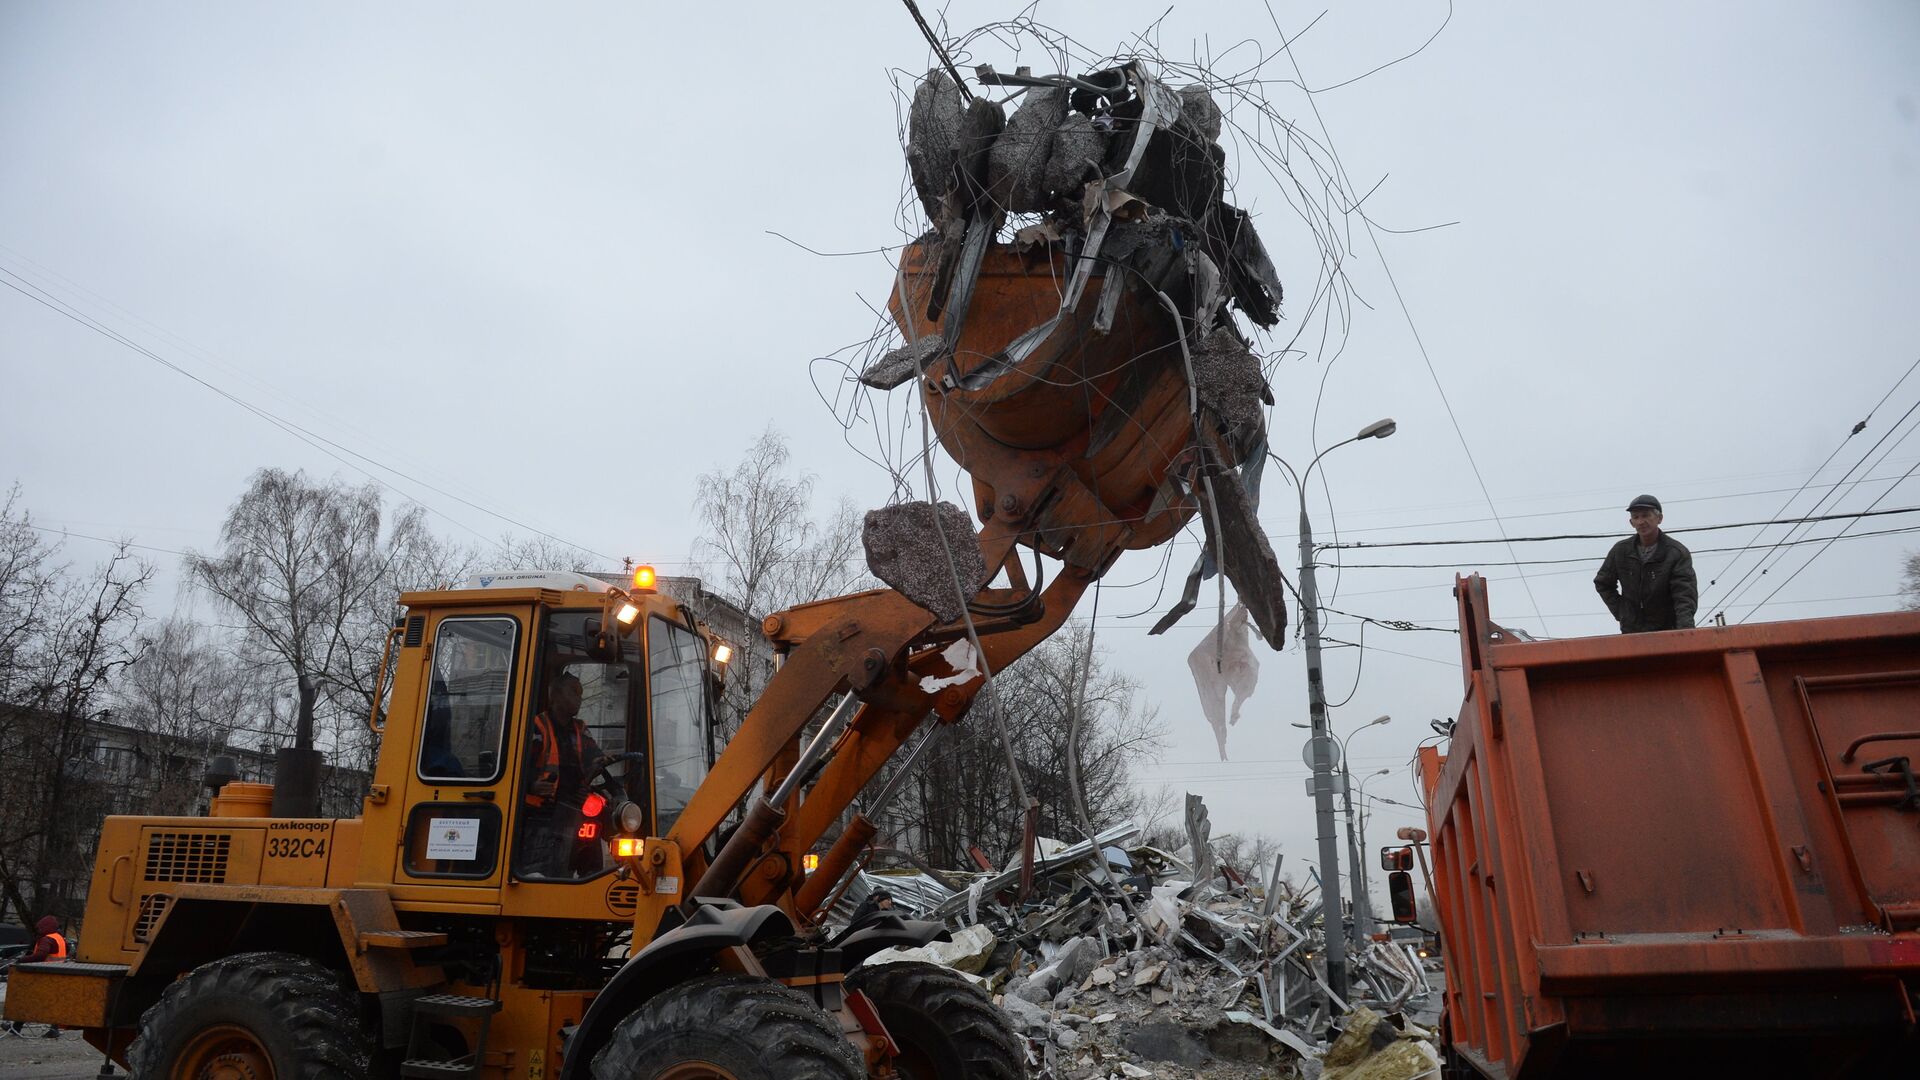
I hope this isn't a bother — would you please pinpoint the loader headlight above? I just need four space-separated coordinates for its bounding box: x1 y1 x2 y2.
617 801 645 835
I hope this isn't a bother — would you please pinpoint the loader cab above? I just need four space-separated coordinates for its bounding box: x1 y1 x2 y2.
375 571 720 906
508 604 711 883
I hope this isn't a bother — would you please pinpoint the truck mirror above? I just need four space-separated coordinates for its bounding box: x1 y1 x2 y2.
1380 846 1414 872
1388 870 1417 923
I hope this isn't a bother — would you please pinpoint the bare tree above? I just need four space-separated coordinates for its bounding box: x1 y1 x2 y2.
887 627 1167 869
1901 551 1920 610
0 540 150 924
188 469 432 812
322 522 476 781
492 534 597 575
0 485 59 707
692 427 869 618
691 429 871 744
116 618 274 816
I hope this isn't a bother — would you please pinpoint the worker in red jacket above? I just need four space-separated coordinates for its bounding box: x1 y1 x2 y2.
26 915 67 963
3 916 66 1037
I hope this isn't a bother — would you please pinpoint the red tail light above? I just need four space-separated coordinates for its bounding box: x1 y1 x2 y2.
581 793 606 818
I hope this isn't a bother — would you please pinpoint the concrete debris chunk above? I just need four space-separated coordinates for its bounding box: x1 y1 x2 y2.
862 500 987 623
999 990 1052 1034
1179 84 1224 143
956 98 1007 209
987 87 1068 212
861 334 946 390
1189 328 1270 447
907 70 966 221
1043 112 1108 194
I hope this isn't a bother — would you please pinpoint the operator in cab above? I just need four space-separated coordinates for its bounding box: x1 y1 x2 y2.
519 671 607 878
1594 494 1698 633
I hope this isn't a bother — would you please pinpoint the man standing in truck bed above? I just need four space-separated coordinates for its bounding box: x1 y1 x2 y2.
1595 494 1698 633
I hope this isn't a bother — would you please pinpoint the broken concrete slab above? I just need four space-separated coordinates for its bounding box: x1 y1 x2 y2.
1053 935 1104 987
1189 328 1271 448
861 334 946 390
907 70 966 221
1179 84 1224 143
1195 466 1289 650
862 500 986 623
999 990 1051 1034
987 86 1068 212
955 97 1006 210
1043 112 1107 194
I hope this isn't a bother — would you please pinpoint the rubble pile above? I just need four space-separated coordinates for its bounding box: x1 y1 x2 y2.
835 807 1440 1079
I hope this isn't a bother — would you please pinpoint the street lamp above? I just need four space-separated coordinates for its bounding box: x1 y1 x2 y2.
1339 716 1392 939
1270 418 1398 1001
1357 770 1399 925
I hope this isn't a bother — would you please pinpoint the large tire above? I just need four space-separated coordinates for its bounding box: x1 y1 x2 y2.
128 951 374 1080
590 973 863 1080
847 961 1023 1080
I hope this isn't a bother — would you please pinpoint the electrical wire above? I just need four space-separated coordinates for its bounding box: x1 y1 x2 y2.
1321 504 1920 550
1694 360 1918 610
1704 383 1920 616
1736 453 1920 621
0 267 614 562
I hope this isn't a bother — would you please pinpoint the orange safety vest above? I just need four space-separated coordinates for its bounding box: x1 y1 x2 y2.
524 712 586 808
44 932 67 960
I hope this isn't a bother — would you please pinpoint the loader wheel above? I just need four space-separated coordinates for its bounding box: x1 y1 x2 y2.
128 951 374 1080
590 973 862 1080
847 961 1024 1080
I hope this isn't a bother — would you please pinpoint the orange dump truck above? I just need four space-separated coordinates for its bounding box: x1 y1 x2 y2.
1418 575 1920 1078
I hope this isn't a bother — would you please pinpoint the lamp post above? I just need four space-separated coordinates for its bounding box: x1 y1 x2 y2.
1348 762 1391 933
1271 417 1397 1001
1340 715 1392 939
1357 768 1396 913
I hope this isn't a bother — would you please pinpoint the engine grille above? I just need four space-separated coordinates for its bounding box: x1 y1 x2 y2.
133 893 171 943
143 832 232 883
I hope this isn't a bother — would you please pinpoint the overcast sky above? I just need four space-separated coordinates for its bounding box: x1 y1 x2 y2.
5 2 1918 901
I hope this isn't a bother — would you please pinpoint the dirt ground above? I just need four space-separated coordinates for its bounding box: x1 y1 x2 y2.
0 984 113 1077
0 1029 114 1079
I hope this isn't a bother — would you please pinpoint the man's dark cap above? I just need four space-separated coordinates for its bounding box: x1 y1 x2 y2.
870 888 893 901
1626 494 1662 512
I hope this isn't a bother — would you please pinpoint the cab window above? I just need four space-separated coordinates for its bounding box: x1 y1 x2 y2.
649 617 711 834
419 617 517 783
513 610 644 882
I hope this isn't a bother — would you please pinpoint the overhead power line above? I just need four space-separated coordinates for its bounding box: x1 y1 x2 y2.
1704 376 1920 615
1324 522 1920 569
1320 504 1920 550
1736 453 1920 622
0 266 614 562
